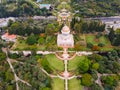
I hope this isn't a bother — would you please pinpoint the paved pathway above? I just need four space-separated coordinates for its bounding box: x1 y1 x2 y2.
95 72 120 90
3 48 31 90
7 48 118 90
62 48 75 90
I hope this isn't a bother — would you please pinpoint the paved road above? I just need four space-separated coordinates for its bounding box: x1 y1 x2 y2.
86 16 120 22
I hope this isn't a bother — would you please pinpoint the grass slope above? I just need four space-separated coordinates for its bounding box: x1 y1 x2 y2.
52 78 64 90
68 56 86 71
69 78 83 90
45 54 64 72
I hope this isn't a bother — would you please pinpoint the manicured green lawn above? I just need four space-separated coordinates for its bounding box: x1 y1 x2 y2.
12 39 30 50
12 36 57 50
45 54 64 72
12 39 46 50
99 36 111 45
68 56 86 71
85 34 113 51
69 78 83 90
100 46 113 51
86 35 97 45
52 78 64 90
78 46 91 51
86 35 111 46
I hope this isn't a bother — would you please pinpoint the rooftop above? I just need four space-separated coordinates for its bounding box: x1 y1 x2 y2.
2 33 16 39
62 25 70 32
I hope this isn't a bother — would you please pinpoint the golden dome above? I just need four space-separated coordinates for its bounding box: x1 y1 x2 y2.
62 25 70 32
61 25 70 35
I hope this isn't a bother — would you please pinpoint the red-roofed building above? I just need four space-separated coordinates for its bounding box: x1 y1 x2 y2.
1 33 17 42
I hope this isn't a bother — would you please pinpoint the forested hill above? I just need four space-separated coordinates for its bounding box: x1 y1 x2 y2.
1 0 120 18
71 0 120 17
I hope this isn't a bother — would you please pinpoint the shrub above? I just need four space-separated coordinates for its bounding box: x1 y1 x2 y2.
98 43 105 47
81 73 93 86
92 45 100 51
92 63 99 70
26 34 37 45
38 37 44 44
8 53 20 59
96 32 102 39
87 42 93 49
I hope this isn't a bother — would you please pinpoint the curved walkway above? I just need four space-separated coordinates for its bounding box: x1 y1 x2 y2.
3 48 31 90
7 57 32 89
55 52 77 60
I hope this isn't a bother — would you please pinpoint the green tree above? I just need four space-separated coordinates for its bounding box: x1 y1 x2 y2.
38 37 44 44
101 75 119 87
112 34 120 46
81 73 93 86
87 42 93 49
6 85 14 90
45 24 55 35
74 23 81 34
115 28 120 34
98 43 105 47
9 21 25 35
91 83 102 90
8 53 20 59
5 70 14 82
0 5 7 18
0 52 6 61
88 54 103 62
79 59 91 73
92 63 99 70
108 28 115 42
26 34 37 45
8 19 14 27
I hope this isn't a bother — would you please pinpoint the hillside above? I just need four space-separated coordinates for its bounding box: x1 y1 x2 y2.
0 0 52 18
71 0 120 17
1 0 120 18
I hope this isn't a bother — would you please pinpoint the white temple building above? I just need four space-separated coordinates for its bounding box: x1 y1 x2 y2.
57 25 74 48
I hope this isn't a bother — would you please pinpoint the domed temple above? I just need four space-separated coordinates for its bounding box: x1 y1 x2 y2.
57 25 74 48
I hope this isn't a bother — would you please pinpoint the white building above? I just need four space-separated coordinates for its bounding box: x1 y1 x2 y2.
104 21 120 30
0 19 8 27
102 21 120 34
23 51 31 56
36 0 42 3
39 4 51 9
57 25 74 48
9 51 19 54
0 17 15 27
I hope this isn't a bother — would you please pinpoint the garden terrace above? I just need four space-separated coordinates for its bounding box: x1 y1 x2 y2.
68 78 83 90
42 54 64 74
52 78 64 90
68 55 86 72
